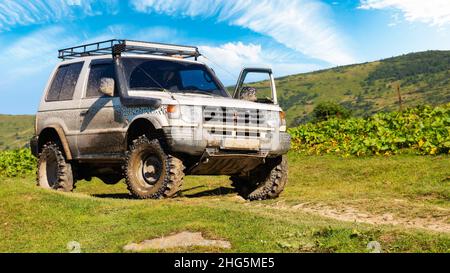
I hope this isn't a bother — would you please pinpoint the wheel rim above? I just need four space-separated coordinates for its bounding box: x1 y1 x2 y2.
140 155 163 186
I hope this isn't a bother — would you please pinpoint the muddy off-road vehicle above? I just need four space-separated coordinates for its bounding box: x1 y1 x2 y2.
30 40 290 200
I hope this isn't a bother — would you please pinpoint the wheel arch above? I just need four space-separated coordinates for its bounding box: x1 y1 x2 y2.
38 126 73 160
125 117 164 149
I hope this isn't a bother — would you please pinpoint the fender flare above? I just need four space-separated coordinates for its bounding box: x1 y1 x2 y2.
124 116 165 147
38 125 73 160
141 116 163 130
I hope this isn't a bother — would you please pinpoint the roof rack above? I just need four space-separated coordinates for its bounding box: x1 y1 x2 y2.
58 39 201 60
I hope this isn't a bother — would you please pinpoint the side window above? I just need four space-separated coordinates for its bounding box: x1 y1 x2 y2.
46 62 83 101
46 66 68 101
86 63 115 98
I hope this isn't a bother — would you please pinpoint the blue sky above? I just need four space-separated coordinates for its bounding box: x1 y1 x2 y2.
0 0 449 114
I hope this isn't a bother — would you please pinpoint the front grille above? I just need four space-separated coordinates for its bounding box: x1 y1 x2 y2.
203 106 269 138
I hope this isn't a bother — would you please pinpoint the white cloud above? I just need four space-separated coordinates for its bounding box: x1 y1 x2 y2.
359 0 450 26
198 42 321 85
0 25 113 92
0 26 80 114
0 0 119 31
130 0 355 65
0 27 77 85
131 26 184 42
0 25 187 90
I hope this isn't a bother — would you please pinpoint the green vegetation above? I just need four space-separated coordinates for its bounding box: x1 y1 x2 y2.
0 153 448 252
310 101 352 122
272 50 450 126
0 114 34 151
0 148 36 177
366 51 450 84
289 104 450 156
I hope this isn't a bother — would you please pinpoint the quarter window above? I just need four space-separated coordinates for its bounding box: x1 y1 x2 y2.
46 62 83 101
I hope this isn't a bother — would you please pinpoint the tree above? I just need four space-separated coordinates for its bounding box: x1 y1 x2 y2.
312 101 352 122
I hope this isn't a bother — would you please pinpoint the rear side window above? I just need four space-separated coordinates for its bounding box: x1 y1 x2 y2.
86 63 115 98
46 62 83 101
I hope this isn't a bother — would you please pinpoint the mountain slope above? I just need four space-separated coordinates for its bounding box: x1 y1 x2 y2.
0 115 34 150
273 50 450 126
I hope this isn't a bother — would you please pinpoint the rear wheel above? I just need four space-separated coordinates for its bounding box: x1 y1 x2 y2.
37 142 74 192
230 155 288 201
124 136 184 199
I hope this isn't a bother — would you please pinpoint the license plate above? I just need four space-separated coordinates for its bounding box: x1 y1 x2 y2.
222 138 260 150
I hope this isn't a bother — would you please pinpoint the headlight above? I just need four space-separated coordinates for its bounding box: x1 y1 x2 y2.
266 110 280 128
266 110 287 131
180 105 202 123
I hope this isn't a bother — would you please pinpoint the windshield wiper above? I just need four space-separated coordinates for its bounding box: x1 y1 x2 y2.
180 90 217 96
134 87 165 91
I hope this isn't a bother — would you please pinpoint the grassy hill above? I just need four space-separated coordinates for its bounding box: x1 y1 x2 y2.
267 50 450 126
0 115 34 151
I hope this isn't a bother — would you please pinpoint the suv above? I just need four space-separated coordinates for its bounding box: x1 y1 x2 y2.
30 40 290 200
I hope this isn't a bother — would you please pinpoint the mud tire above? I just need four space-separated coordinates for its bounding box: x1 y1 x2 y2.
37 142 74 192
124 136 184 199
230 155 288 201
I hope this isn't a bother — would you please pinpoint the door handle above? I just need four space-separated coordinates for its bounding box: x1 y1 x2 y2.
80 110 89 116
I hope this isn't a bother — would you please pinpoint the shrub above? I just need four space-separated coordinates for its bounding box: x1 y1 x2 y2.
0 148 36 177
312 101 352 122
289 104 450 156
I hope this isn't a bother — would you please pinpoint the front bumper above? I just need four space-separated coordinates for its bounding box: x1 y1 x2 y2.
30 136 39 157
163 126 291 157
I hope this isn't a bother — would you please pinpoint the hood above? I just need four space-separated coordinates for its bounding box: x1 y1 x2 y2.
128 90 282 111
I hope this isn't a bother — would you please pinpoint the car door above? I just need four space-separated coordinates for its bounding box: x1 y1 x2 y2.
76 59 126 157
233 68 278 104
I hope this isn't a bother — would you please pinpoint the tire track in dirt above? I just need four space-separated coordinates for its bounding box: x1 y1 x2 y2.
292 203 449 233
246 201 450 233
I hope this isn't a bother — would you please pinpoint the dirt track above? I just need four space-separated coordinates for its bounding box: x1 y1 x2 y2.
252 201 450 233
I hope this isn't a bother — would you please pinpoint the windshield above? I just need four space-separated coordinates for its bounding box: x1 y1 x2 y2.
122 58 229 97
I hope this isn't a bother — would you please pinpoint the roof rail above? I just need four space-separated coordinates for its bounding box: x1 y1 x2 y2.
58 39 201 60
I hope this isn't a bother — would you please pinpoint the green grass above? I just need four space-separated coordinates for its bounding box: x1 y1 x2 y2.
1 152 449 253
0 115 34 151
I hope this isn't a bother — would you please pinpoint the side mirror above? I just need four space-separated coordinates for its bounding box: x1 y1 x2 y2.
99 77 115 97
240 87 257 102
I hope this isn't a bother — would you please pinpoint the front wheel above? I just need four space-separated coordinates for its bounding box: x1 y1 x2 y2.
124 136 184 199
230 155 288 201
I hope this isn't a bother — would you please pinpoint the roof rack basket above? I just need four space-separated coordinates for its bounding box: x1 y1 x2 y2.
58 39 201 60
